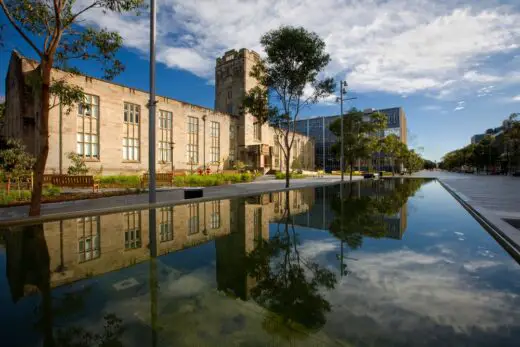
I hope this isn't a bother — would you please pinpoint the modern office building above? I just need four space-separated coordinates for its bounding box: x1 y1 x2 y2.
2 49 314 175
293 107 407 171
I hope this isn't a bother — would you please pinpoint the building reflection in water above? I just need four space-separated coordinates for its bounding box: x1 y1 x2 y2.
0 179 424 345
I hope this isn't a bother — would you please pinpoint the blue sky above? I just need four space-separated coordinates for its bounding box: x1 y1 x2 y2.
2 0 520 161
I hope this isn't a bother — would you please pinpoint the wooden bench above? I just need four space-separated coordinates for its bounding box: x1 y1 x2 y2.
141 172 174 188
50 175 99 192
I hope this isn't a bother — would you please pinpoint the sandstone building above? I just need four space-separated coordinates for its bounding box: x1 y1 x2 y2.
3 49 314 175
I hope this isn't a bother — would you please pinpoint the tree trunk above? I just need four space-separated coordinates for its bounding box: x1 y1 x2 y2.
29 60 52 216
349 160 353 182
285 151 290 188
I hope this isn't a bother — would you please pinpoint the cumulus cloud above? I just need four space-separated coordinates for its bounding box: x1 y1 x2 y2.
324 248 520 343
73 0 520 99
513 95 520 102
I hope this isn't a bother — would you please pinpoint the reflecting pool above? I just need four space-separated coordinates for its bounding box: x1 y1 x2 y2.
1 178 520 346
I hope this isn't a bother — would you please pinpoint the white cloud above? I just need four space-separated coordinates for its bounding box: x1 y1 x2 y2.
453 100 465 111
325 248 520 340
74 0 520 98
513 95 520 102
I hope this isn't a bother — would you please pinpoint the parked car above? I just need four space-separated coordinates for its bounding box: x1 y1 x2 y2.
513 172 520 177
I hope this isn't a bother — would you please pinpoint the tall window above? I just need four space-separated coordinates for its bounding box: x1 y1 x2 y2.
77 94 99 159
188 203 199 235
187 116 199 164
124 211 141 249
253 119 261 141
123 103 140 161
210 200 221 229
253 208 262 247
159 110 173 163
77 216 100 263
229 123 237 162
159 207 174 242
210 121 220 163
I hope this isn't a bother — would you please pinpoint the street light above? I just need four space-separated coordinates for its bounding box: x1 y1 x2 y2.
337 80 356 182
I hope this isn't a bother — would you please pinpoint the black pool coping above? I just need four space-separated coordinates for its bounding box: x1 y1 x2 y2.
439 179 520 263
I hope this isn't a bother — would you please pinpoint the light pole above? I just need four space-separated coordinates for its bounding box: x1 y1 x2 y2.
148 0 157 203
337 80 356 181
340 80 346 182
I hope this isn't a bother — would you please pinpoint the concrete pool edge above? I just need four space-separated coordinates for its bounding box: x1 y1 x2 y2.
0 178 355 227
439 179 520 263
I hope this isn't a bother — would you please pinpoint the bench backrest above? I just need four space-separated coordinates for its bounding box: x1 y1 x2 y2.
51 175 94 186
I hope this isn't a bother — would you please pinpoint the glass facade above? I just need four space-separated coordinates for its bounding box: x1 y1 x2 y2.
293 108 404 171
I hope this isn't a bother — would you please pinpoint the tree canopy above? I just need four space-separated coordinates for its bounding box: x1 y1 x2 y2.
1 0 144 215
243 26 334 188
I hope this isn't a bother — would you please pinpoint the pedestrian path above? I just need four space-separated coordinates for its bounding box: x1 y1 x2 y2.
0 175 356 224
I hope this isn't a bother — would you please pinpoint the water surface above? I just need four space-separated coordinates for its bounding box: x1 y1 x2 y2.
1 178 519 346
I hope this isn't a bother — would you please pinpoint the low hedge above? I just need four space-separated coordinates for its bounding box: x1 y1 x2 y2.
97 175 141 187
174 173 254 187
275 172 306 179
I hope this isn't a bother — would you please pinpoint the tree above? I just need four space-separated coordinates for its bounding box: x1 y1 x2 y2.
423 159 436 170
329 108 386 181
505 113 520 173
0 138 36 194
243 26 334 188
1 0 144 216
381 134 402 174
473 135 499 173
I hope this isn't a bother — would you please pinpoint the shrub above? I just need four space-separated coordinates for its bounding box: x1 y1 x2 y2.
173 173 254 187
67 152 89 175
275 172 305 179
44 184 61 197
98 175 141 187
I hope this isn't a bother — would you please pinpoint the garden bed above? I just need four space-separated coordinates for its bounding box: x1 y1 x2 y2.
0 189 144 208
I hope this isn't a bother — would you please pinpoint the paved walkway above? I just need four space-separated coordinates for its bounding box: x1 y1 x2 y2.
415 171 520 219
0 176 360 224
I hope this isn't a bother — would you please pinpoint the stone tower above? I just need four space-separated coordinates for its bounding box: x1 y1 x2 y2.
214 48 260 116
215 48 266 168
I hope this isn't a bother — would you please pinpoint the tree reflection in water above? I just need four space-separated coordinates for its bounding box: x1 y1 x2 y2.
329 179 426 273
245 191 337 334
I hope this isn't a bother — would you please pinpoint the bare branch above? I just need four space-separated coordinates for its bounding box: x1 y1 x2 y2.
0 0 43 57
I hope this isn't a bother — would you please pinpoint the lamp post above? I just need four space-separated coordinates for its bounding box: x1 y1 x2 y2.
337 81 356 181
148 0 157 203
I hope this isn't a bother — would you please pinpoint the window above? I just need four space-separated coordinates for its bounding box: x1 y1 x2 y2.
210 121 220 163
77 94 99 159
253 208 262 247
124 211 141 249
77 216 100 262
159 207 174 242
123 103 140 161
188 203 199 235
210 201 221 229
229 123 237 162
159 110 173 162
186 116 199 163
253 119 261 141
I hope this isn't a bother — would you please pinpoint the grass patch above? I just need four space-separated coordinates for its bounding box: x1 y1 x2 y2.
97 175 141 188
0 185 63 205
275 172 306 179
174 173 254 187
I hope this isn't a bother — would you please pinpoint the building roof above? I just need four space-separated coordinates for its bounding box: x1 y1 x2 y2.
10 50 237 118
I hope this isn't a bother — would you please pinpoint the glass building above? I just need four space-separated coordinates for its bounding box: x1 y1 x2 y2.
293 107 407 171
